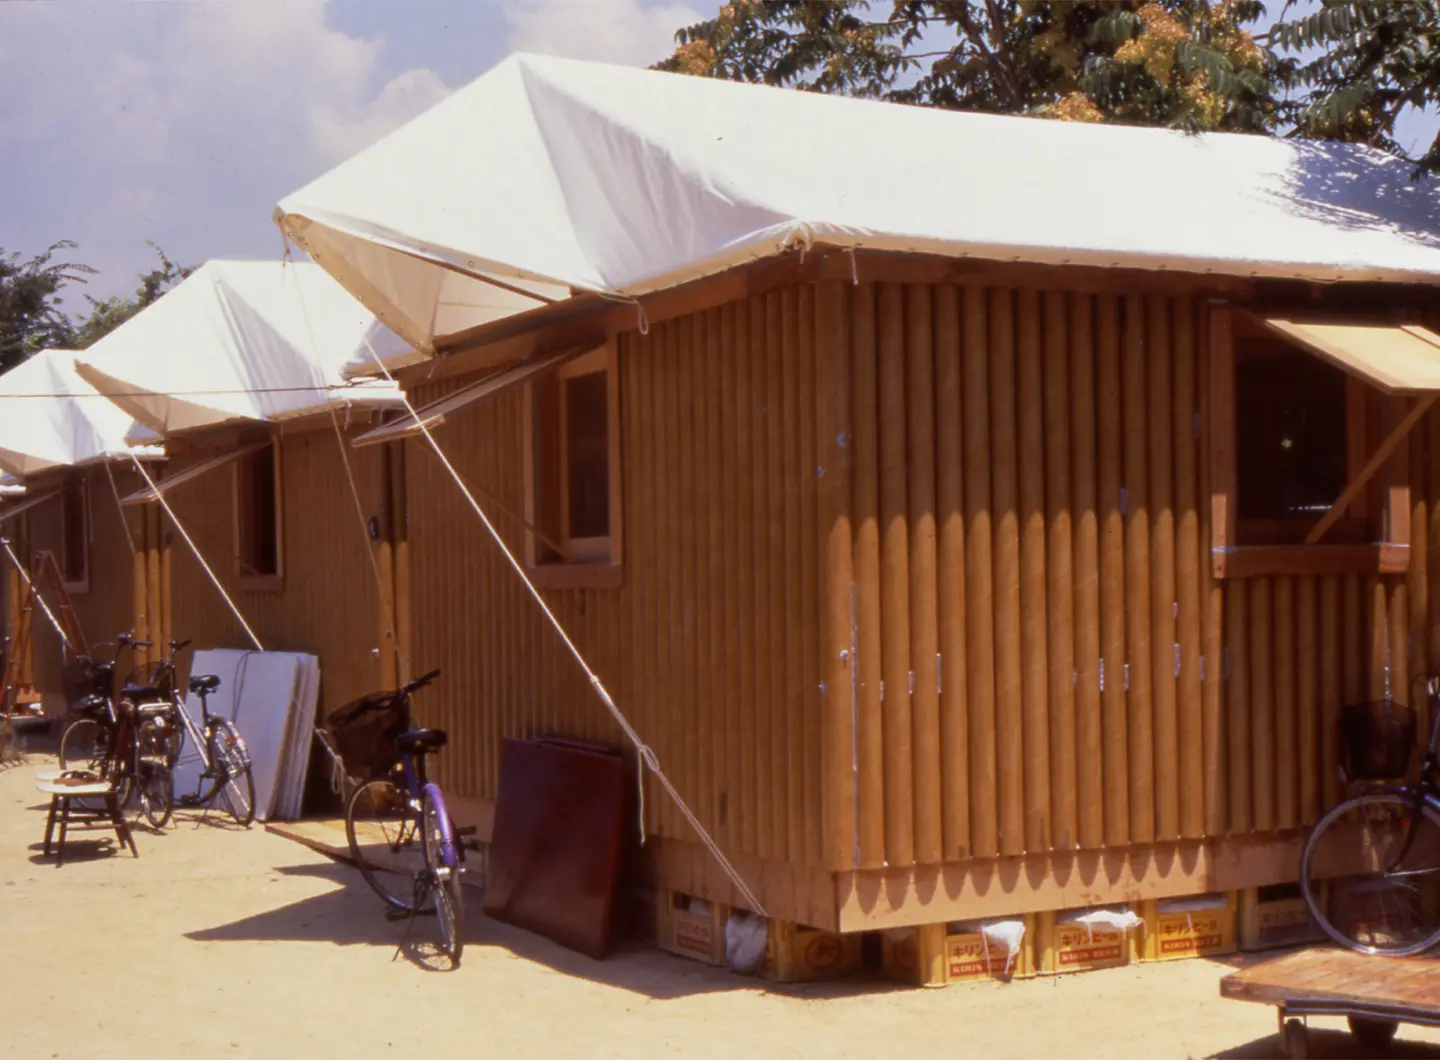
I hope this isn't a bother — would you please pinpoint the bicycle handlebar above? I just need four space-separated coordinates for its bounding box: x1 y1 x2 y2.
169 639 193 654
402 669 442 697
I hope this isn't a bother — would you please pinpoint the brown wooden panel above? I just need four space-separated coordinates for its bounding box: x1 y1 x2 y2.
1069 292 1105 850
906 284 943 865
1017 288 1052 852
1096 294 1130 847
990 288 1025 857
1173 298 1204 839
1226 584 1253 834
1320 575 1342 812
1273 576 1298 830
1044 290 1077 851
1296 577 1319 825
934 285 970 860
878 282 915 867
1250 577 1276 833
850 283 885 869
1123 294 1154 843
963 287 999 859
1148 296 1179 841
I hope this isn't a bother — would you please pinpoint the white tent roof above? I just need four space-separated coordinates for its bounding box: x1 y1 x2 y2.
276 53 1440 355
74 260 405 438
0 349 163 477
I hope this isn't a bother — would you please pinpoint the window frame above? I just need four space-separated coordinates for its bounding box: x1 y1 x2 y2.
59 478 90 594
522 341 623 590
232 441 284 592
1209 307 1412 579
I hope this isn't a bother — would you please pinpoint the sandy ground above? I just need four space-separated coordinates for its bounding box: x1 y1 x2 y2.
4 745 1440 1060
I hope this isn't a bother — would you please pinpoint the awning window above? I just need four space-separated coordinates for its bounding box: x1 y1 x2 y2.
121 443 268 506
1261 318 1440 394
351 344 600 448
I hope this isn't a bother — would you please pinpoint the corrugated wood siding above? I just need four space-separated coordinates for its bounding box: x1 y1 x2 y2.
27 467 145 697
847 282 1426 868
404 289 826 868
166 430 388 720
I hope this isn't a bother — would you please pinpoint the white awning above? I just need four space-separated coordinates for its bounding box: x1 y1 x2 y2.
351 344 597 448
0 349 163 477
1263 318 1440 394
277 53 1440 354
121 443 268 506
74 261 406 438
0 486 63 523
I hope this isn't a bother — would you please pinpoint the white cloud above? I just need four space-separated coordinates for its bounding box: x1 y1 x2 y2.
0 1 454 301
501 0 703 67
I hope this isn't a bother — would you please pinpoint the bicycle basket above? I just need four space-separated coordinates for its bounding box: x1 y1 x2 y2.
121 661 176 702
60 657 113 709
327 692 406 780
1340 699 1417 781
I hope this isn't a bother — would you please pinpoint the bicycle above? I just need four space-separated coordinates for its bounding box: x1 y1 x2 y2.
126 638 255 827
1300 675 1440 956
58 633 173 829
319 669 470 967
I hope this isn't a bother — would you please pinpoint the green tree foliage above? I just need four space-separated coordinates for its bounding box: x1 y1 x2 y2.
73 242 193 348
1269 0 1440 170
656 1 1285 131
0 241 92 369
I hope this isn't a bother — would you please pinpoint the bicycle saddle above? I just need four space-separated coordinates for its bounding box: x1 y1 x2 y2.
189 674 221 695
75 694 108 715
395 728 447 753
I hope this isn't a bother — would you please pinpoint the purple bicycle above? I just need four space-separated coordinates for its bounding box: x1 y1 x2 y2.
325 669 470 967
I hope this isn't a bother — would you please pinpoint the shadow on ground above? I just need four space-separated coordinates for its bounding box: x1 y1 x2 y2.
1212 1026 1440 1059
186 860 903 998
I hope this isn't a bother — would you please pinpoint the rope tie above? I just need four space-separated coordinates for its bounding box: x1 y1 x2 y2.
129 454 264 652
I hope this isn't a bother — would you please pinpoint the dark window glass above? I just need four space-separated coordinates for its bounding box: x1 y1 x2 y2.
61 484 86 583
565 372 609 540
1236 351 1347 522
238 447 279 576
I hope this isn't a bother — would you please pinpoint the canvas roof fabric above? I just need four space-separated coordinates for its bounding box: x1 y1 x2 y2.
276 53 1440 355
73 260 406 438
0 348 163 477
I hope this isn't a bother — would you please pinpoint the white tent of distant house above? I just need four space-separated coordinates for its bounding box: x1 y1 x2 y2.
275 52 1440 359
73 260 406 441
0 348 162 479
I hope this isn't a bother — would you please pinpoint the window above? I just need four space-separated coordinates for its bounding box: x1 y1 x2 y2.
235 443 282 585
525 343 622 587
1210 309 1416 578
59 480 89 591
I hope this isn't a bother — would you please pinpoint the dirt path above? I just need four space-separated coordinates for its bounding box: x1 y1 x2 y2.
3 752 1439 1060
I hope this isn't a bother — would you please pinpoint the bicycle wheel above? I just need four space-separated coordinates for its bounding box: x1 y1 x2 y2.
135 720 174 829
59 717 125 812
346 779 428 913
209 720 255 827
422 790 464 967
1301 790 1440 956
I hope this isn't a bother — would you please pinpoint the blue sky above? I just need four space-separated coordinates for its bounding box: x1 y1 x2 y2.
2 0 1435 309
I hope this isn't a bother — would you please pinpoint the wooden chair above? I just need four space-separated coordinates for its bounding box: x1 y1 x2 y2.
35 771 137 866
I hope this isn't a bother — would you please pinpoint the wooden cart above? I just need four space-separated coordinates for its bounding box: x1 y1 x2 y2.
1220 947 1440 1057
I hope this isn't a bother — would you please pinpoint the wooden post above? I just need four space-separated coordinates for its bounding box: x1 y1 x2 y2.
159 511 172 662
935 285 970 861
906 284 943 865
1198 306 1226 836
131 504 149 656
1227 586 1253 834
1250 578 1275 833
1369 576 1388 700
1320 576 1342 811
1044 290 1077 851
1070 292 1104 850
1273 576 1297 831
146 504 162 670
1148 296 1179 841
850 284 885 869
1430 413 1440 712
1297 577 1318 825
755 299 778 857
1410 424 1430 743
1018 289 1051 852
1123 295 1154 843
817 278 856 872
963 287 999 859
991 287 1025 857
1173 299 1204 839
375 445 399 694
1391 582 1409 707
1342 574 1363 708
1208 308 1236 578
1097 294 1130 847
878 282 914 867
